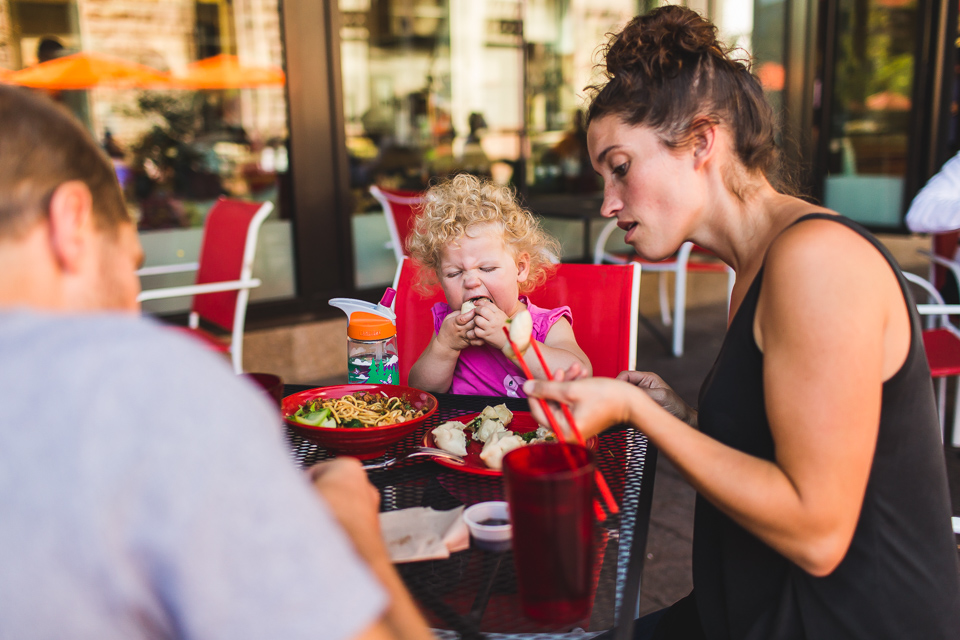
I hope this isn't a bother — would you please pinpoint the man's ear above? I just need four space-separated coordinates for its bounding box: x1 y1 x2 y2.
47 181 94 273
690 118 718 171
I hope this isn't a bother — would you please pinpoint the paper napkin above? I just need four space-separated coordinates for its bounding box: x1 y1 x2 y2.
380 506 469 563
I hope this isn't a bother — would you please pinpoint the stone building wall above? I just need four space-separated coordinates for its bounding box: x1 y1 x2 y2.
0 1 13 69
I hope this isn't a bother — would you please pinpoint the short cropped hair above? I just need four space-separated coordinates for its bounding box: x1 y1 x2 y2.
0 85 130 239
406 174 560 293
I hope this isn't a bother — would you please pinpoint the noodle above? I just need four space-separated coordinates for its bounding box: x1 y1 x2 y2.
295 391 427 428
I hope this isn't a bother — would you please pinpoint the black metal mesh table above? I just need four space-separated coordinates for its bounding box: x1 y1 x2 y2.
284 387 657 640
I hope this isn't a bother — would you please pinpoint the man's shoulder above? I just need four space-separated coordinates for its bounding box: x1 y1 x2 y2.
0 311 237 404
2 311 212 363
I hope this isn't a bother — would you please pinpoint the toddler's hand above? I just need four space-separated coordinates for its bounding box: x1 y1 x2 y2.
437 309 484 351
472 300 510 349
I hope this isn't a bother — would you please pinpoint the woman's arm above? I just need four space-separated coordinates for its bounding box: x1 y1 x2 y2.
526 221 910 576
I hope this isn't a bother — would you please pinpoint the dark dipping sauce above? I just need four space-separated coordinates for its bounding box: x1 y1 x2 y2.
479 518 510 526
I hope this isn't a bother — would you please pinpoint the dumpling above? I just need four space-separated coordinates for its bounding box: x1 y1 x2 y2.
502 309 533 361
492 403 513 426
432 421 468 456
479 431 526 470
475 417 507 443
480 405 500 422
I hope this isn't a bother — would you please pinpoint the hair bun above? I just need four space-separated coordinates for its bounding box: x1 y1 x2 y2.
605 6 722 82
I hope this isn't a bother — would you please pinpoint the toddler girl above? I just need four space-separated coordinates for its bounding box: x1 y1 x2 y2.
406 174 591 396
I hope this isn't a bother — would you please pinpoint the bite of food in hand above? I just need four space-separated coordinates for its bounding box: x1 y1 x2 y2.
502 309 533 361
460 296 492 314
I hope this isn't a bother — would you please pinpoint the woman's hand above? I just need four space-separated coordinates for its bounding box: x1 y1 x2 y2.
522 376 648 439
617 371 698 427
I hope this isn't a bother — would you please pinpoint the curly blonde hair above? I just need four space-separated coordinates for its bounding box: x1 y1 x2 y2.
406 174 560 293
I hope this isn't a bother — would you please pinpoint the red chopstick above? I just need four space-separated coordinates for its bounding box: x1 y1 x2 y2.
503 328 619 518
528 339 619 516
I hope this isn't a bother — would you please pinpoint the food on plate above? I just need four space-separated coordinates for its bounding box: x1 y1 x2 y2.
475 416 508 443
502 309 533 361
470 403 513 442
460 296 491 314
430 403 557 468
482 403 513 424
479 430 526 470
291 391 427 428
431 421 469 456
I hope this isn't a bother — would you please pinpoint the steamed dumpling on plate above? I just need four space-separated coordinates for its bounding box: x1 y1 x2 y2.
492 403 513 425
475 417 507 443
432 421 468 457
479 431 526 470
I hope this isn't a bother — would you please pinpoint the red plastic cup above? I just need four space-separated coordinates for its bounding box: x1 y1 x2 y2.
502 442 595 624
240 372 284 408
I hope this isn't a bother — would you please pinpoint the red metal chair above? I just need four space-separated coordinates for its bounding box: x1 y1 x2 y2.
370 185 424 262
903 271 960 445
137 197 273 374
594 219 734 357
393 257 641 385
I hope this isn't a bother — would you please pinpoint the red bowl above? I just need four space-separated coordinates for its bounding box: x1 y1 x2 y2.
282 384 438 459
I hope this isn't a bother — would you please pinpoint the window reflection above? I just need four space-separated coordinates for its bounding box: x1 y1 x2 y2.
0 0 296 312
341 0 639 286
823 0 918 226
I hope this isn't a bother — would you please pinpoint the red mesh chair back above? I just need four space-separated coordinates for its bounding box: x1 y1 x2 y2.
528 263 640 378
192 197 268 331
395 260 447 385
395 260 640 384
370 186 424 261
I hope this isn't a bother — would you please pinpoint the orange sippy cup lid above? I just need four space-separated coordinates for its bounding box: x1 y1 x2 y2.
348 311 396 340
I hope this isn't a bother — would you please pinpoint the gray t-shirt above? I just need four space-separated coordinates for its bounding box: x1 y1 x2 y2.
0 312 387 639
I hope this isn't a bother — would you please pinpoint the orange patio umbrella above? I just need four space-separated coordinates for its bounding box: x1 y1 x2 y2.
8 51 170 89
173 54 285 90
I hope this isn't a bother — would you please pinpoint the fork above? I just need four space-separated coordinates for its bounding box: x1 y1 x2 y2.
362 447 466 470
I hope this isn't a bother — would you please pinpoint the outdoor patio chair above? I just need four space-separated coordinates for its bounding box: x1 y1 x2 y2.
594 218 734 357
370 185 424 263
137 197 273 374
393 257 641 385
903 271 960 446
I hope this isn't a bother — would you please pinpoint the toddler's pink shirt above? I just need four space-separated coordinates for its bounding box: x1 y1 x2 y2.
430 296 573 397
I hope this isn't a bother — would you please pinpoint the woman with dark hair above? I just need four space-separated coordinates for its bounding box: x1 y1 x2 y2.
525 6 960 639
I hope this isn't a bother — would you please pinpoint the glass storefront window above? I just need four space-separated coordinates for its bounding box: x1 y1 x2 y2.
822 0 918 227
0 0 296 313
341 0 641 285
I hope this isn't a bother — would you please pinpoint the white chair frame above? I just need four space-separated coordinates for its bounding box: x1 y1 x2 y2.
594 219 734 357
136 201 274 374
902 271 960 445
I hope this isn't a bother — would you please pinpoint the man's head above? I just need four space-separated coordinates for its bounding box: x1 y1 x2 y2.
0 85 141 311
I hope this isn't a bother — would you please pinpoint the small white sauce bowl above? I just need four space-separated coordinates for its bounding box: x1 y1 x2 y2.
463 501 512 552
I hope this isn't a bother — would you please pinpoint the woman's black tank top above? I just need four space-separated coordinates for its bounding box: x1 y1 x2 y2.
691 214 960 639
